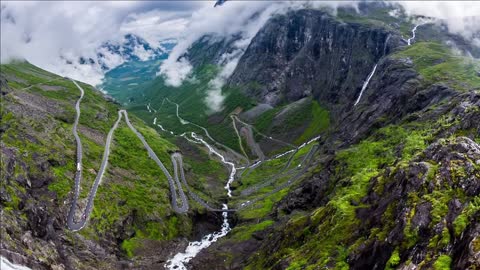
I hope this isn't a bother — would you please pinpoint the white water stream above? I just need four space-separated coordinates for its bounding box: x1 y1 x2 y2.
146 103 236 268
0 257 31 270
354 64 378 106
153 102 318 269
165 132 236 270
407 24 421 46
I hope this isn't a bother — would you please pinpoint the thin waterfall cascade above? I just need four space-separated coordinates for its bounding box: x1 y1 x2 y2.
354 64 378 106
407 24 422 46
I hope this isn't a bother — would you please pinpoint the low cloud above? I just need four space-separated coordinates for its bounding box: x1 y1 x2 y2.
394 1 480 42
158 2 275 87
2 1 478 87
158 57 193 87
157 1 360 111
204 48 243 112
0 1 205 85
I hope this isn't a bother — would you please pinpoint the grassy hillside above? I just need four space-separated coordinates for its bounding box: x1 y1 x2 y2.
125 64 256 153
393 42 480 91
103 62 331 156
245 117 480 269
0 61 228 264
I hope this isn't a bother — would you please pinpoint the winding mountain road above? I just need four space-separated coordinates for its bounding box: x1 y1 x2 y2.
240 147 299 197
232 115 296 148
236 144 319 209
231 115 251 163
66 79 320 269
67 80 234 231
67 79 319 230
164 98 248 163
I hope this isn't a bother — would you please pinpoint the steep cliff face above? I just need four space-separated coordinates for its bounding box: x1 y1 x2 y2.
333 56 453 143
228 9 402 107
185 10 480 267
185 35 240 68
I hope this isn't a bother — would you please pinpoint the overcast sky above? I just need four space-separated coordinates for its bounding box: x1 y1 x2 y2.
1 1 210 84
1 1 479 86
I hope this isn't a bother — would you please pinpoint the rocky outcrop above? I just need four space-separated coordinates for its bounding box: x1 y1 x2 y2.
349 137 480 269
228 9 402 106
333 57 458 143
185 35 241 68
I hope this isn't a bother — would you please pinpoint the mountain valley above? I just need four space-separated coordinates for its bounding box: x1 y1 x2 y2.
1 2 480 270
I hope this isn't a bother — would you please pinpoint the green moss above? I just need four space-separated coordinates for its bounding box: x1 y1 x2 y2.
433 255 452 270
246 124 431 268
385 248 401 270
230 220 274 241
429 227 451 250
423 191 452 225
254 108 280 133
120 216 191 258
49 163 75 199
295 101 330 144
121 238 140 258
286 260 308 270
472 237 480 253
453 196 480 236
239 189 289 220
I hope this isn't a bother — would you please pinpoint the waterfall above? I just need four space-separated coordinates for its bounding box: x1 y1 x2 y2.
383 34 391 55
407 24 421 46
354 33 392 107
165 132 236 269
354 64 378 106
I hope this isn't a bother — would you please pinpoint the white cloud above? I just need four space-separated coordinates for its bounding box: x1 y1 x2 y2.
158 2 280 87
2 0 479 87
0 1 205 85
120 10 192 46
96 47 125 69
205 48 243 112
394 1 480 41
158 57 193 87
133 45 153 61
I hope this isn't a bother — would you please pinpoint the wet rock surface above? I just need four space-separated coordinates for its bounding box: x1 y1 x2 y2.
228 9 402 107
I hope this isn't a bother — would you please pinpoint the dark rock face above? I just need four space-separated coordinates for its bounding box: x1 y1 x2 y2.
277 156 335 214
181 9 479 269
185 35 241 68
228 9 401 106
349 137 480 269
333 57 422 142
333 58 459 144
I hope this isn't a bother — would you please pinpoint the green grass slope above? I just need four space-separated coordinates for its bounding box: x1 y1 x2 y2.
394 42 480 91
0 61 227 262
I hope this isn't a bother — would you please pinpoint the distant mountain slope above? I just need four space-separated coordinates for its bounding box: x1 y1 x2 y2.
98 5 480 270
75 34 174 72
184 10 480 270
